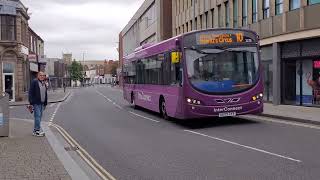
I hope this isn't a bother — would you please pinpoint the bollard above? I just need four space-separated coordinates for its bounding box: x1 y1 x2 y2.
0 93 10 137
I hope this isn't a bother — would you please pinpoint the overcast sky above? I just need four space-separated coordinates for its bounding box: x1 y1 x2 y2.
21 0 144 61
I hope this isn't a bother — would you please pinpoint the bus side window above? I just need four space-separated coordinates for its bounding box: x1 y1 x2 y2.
163 52 171 85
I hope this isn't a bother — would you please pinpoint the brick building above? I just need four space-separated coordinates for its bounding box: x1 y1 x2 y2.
0 0 44 101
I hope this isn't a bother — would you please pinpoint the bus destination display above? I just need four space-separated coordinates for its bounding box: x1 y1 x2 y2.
197 32 254 45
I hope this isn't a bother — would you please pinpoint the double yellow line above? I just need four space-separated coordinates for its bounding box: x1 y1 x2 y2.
49 123 116 180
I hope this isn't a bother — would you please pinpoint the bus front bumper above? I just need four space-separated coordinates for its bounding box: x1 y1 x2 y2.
184 100 263 119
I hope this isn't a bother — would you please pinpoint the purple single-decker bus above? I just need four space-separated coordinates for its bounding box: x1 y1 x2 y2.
123 28 263 119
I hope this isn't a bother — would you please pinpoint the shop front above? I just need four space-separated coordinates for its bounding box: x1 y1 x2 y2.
281 38 320 106
261 46 273 102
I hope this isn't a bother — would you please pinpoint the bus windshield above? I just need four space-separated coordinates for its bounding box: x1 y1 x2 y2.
186 46 259 94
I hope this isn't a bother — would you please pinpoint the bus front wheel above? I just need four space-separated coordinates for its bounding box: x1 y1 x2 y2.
160 99 169 120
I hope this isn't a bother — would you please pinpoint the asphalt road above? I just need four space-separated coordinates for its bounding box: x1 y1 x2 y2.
11 85 320 180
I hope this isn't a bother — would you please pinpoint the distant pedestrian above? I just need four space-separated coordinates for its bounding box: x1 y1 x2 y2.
63 82 66 93
28 71 48 137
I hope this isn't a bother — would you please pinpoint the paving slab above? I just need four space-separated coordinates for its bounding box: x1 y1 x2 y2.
0 119 72 180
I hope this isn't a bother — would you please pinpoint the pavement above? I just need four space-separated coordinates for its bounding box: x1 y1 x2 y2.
51 85 320 179
0 119 72 180
258 103 320 125
10 88 71 106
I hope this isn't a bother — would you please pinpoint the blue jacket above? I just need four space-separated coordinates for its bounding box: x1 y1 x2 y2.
28 79 48 106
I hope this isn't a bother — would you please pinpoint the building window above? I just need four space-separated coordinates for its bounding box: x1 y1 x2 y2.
242 0 248 26
218 5 222 27
233 0 238 27
225 1 230 27
211 9 214 28
0 15 16 41
195 17 197 30
186 22 189 32
252 0 258 23
263 0 270 19
190 20 193 31
308 0 320 5
205 12 209 29
275 0 283 15
200 15 203 29
290 0 300 10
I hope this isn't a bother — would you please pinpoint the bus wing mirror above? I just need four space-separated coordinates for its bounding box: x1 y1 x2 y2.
171 52 181 64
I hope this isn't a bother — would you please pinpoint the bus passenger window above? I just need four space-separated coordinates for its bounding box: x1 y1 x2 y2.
171 62 181 85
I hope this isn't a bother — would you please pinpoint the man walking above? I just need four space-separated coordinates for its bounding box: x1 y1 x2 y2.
29 71 48 137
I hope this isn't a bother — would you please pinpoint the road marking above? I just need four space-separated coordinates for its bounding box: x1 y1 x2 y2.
241 115 320 130
9 106 14 109
184 130 301 163
128 111 160 123
49 102 62 122
113 102 123 109
10 118 33 122
50 123 116 180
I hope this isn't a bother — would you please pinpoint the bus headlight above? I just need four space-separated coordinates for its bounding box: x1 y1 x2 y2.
252 93 263 101
187 98 201 105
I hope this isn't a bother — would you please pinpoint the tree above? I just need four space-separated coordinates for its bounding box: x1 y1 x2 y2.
69 61 84 86
110 63 118 76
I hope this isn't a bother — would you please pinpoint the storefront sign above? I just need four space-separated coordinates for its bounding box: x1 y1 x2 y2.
30 62 39 72
314 61 320 68
28 54 37 62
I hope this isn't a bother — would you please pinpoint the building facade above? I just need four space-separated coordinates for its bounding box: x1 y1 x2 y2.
119 0 172 86
0 0 30 101
62 53 72 65
28 28 44 82
121 0 172 57
173 0 320 107
44 57 71 89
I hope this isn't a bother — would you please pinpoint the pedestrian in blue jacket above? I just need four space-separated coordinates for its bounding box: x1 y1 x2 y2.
28 71 48 137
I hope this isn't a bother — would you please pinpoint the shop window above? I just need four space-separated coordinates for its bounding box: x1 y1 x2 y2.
283 59 320 106
262 61 273 102
290 0 300 10
308 0 320 5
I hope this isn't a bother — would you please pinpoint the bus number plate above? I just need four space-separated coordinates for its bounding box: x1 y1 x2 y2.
218 112 236 117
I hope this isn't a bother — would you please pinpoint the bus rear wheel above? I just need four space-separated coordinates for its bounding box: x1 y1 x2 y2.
160 99 169 120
